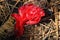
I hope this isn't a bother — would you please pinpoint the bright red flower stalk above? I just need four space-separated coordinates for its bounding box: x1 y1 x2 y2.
11 4 45 38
